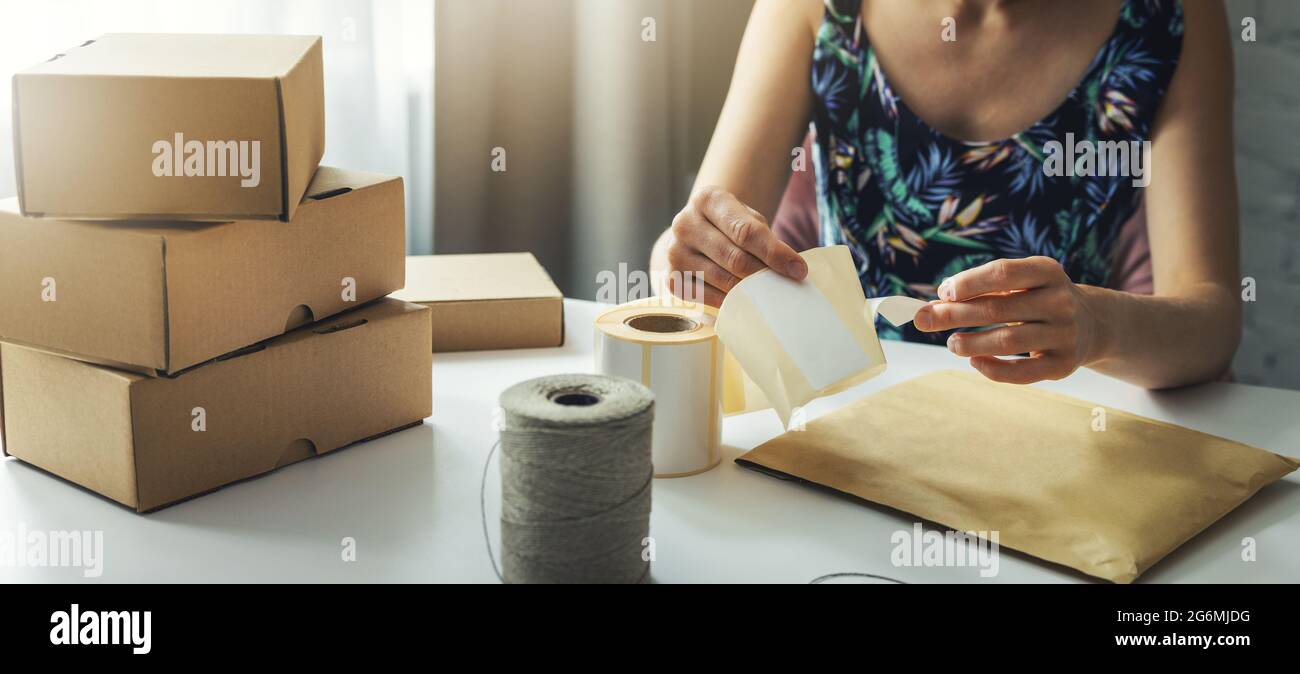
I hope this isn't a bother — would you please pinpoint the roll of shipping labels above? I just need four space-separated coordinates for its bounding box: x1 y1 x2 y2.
595 299 723 478
594 246 928 477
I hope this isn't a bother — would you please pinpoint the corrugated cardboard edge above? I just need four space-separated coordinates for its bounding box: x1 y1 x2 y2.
161 236 171 373
276 35 325 222
274 77 290 221
559 297 566 347
127 383 144 510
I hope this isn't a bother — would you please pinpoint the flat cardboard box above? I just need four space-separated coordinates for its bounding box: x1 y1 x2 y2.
393 253 565 352
13 33 324 221
0 298 432 512
0 166 406 376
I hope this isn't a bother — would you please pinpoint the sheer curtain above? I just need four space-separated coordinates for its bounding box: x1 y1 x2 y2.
0 0 756 285
0 0 434 251
433 0 754 297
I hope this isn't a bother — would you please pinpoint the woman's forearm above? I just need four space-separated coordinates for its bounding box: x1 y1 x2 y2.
1080 283 1241 389
688 0 818 219
650 0 821 288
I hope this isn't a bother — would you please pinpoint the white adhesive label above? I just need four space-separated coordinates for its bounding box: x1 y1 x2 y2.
741 271 871 391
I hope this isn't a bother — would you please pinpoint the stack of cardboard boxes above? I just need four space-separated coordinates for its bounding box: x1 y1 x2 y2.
0 34 432 512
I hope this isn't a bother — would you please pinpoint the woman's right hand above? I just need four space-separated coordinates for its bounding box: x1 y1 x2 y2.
665 186 808 306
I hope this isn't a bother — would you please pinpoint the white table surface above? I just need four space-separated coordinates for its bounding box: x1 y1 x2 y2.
2 299 1297 583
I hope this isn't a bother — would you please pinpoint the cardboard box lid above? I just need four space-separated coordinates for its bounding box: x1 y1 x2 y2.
0 166 406 375
0 298 433 512
23 33 318 78
13 33 324 221
393 253 563 304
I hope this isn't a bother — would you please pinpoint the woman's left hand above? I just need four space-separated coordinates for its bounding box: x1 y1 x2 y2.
912 256 1107 384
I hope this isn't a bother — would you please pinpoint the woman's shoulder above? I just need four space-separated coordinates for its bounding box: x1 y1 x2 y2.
769 0 830 38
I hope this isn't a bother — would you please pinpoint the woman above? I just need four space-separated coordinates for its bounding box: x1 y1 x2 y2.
650 0 1239 388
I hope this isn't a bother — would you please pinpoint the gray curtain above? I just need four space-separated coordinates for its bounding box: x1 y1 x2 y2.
432 0 754 298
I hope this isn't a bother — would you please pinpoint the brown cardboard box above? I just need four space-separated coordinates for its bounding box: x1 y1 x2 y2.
0 166 406 376
13 33 324 221
0 298 432 512
392 253 564 352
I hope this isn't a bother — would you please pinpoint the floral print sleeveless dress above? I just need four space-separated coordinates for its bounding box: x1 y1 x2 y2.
811 0 1183 342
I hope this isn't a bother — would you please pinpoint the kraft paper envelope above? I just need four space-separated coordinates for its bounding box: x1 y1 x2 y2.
716 246 926 427
737 370 1300 583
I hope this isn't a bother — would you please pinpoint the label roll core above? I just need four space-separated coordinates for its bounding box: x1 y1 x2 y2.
595 300 723 478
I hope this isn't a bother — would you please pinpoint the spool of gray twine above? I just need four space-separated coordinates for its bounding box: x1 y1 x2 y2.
497 374 655 584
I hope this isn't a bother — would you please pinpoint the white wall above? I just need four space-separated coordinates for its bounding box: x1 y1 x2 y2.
1227 1 1300 389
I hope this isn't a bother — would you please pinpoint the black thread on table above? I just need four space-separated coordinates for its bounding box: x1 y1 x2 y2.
809 572 907 584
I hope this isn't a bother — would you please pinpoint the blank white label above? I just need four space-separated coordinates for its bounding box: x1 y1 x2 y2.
741 271 870 391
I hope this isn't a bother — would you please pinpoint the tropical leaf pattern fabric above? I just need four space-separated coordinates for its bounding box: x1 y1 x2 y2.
811 0 1182 343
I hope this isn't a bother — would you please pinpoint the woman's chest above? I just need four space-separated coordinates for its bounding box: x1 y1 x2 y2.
858 0 1125 142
